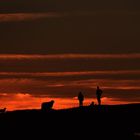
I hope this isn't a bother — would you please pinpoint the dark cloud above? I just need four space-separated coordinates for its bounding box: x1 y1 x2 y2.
0 0 140 13
0 78 139 100
0 0 140 54
0 56 139 73
0 10 140 54
0 0 139 107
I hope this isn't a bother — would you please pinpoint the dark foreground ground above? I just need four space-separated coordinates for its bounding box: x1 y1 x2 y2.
0 104 140 140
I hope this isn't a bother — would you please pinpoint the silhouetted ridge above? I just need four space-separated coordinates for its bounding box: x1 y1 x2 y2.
0 104 139 139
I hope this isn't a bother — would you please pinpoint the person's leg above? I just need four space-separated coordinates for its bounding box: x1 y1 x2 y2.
99 98 101 105
100 98 101 105
97 97 100 105
80 100 83 106
79 100 81 107
81 101 83 106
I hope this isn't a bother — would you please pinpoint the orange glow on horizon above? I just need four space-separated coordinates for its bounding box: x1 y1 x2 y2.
0 93 136 111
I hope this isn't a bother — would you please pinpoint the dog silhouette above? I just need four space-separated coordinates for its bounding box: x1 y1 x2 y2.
41 100 54 111
0 108 6 113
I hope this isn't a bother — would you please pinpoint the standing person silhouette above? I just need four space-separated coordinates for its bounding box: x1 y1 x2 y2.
78 92 84 107
96 86 103 106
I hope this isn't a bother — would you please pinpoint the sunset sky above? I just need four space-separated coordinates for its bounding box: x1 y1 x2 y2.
0 0 140 111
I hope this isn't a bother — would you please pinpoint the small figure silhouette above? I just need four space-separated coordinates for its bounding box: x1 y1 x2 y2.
78 92 84 107
0 108 6 113
96 86 103 106
89 101 95 107
41 100 54 111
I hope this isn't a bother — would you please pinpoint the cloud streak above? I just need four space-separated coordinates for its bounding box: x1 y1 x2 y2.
0 78 139 96
0 13 61 22
0 53 140 60
0 70 139 77
0 11 139 23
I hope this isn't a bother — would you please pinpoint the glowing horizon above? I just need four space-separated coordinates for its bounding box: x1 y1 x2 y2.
0 93 137 111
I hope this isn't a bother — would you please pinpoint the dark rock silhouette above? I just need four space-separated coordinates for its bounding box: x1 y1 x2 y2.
41 100 54 111
96 86 103 105
78 92 84 107
0 108 6 113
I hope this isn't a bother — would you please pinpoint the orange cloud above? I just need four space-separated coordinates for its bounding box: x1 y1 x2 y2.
0 13 61 22
0 78 139 101
0 11 139 23
0 70 139 77
0 53 139 59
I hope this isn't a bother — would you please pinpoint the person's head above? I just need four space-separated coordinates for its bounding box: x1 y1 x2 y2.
51 100 54 104
97 86 99 89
